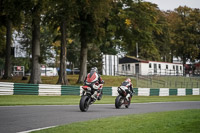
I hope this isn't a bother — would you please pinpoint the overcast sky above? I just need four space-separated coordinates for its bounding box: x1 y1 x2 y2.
144 0 200 11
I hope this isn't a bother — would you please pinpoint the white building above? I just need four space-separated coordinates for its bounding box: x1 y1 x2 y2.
102 54 119 76
118 56 183 76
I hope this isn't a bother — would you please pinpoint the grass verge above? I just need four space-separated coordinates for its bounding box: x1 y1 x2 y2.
0 75 127 87
0 95 199 106
32 109 200 133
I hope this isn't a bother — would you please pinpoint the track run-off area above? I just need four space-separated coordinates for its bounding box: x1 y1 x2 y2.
0 101 200 133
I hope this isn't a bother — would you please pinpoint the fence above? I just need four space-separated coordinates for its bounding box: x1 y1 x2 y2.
0 82 199 96
116 68 200 88
134 75 200 88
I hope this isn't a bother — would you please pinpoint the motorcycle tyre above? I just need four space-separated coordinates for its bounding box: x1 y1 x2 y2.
79 95 90 112
115 95 123 109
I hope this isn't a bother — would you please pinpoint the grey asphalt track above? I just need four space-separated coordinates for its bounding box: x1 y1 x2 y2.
0 101 200 133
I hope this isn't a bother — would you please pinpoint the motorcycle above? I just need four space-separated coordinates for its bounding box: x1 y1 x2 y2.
79 82 103 112
115 86 132 109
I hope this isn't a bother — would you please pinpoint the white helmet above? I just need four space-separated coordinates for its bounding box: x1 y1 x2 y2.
91 67 98 73
126 78 131 82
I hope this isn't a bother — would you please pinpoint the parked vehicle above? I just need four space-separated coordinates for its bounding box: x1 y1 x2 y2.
115 86 132 109
41 67 58 76
79 83 103 112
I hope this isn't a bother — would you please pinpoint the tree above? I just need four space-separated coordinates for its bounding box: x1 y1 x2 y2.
67 35 80 73
87 44 103 74
169 6 200 64
76 0 112 83
20 0 49 84
0 26 6 58
0 0 22 79
29 1 43 84
153 10 171 62
99 1 123 55
117 0 162 60
46 0 77 85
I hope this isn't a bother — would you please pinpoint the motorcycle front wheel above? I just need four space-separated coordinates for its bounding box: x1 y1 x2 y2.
79 95 91 112
115 95 123 109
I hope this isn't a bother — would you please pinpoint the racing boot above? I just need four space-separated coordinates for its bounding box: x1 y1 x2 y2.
91 91 98 100
126 93 130 101
97 90 102 100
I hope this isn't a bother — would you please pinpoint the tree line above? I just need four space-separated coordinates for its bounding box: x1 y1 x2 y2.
0 0 200 84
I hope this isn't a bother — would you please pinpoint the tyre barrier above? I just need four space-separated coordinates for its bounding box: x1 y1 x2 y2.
0 82 200 96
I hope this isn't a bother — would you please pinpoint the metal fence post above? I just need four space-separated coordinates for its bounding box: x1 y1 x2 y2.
175 81 177 88
136 73 138 87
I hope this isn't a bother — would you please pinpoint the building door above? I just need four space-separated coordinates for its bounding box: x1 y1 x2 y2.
135 64 139 74
154 64 157 74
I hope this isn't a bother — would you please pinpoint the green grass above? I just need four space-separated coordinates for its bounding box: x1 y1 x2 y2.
32 109 200 133
0 95 199 106
0 75 127 87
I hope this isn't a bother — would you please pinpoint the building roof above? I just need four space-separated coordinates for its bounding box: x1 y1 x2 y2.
119 55 182 65
119 56 147 64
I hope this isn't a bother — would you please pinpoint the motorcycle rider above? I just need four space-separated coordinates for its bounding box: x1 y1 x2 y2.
120 78 133 101
84 67 104 100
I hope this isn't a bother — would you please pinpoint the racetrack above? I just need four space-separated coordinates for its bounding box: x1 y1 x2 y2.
0 101 200 133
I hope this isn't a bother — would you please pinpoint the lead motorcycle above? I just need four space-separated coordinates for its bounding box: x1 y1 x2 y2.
79 82 103 112
115 86 132 109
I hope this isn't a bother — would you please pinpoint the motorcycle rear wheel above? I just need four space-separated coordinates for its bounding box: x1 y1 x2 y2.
115 95 123 109
79 95 90 112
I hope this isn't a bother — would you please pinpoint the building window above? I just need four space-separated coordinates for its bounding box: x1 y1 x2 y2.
166 65 168 69
180 66 182 71
158 64 161 69
122 65 124 71
128 64 130 71
173 65 175 70
149 63 152 68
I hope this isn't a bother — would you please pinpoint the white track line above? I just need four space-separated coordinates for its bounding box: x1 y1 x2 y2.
17 125 57 133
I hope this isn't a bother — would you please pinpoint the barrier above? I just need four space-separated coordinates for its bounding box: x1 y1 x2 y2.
112 87 118 96
0 82 14 95
159 88 169 96
138 88 150 96
177 88 186 96
61 85 80 95
39 84 61 96
193 88 200 95
150 89 159 96
0 82 199 96
14 83 38 95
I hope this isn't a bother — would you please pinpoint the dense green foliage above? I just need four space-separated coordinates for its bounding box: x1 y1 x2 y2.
0 0 200 83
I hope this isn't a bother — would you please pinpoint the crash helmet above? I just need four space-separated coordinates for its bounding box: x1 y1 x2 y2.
90 67 98 73
126 78 131 82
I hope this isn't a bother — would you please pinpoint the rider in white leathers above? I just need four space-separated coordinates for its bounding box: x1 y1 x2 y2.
120 78 133 101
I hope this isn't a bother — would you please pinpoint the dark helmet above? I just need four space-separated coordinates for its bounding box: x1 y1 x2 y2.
90 67 98 73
